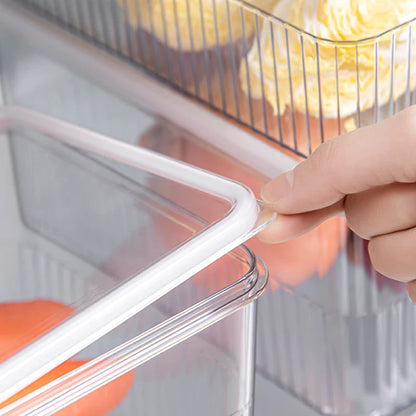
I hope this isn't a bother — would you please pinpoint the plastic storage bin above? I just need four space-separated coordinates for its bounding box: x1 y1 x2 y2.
12 0 416 159
0 106 268 415
2 3 416 416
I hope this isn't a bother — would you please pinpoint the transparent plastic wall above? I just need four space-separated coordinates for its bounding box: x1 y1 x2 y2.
0 109 264 415
2 6 416 416
136 123 416 416
12 0 416 159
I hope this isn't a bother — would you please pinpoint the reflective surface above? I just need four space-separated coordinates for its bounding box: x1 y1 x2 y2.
0 34 264 416
11 0 416 158
1 11 416 416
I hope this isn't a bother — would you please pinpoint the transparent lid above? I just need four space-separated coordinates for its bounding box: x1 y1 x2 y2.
0 106 271 404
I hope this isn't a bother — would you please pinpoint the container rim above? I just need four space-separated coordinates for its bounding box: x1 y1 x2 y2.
0 247 267 416
0 106 265 403
232 0 416 45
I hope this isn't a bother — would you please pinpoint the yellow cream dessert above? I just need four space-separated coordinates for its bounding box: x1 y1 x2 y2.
240 0 416 122
118 0 275 51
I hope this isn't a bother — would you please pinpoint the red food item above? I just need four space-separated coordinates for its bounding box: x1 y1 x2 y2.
0 360 135 416
0 299 74 361
243 97 349 159
278 108 346 157
139 123 346 290
0 300 135 415
247 216 346 290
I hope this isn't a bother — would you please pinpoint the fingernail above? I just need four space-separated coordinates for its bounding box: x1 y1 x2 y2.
261 170 294 206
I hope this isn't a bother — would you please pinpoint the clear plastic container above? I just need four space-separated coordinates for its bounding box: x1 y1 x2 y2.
0 106 268 415
1 3 416 416
136 121 416 416
11 0 416 159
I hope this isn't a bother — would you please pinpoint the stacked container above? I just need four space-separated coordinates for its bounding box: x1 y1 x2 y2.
2 1 416 415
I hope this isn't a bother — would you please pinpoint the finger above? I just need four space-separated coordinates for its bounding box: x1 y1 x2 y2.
261 106 416 214
369 227 416 282
345 183 416 239
258 201 343 243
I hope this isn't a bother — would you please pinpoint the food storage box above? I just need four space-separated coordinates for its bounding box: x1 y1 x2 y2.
13 0 416 159
0 106 268 415
2 2 416 416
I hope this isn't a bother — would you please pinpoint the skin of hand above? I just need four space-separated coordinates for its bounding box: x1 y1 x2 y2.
258 106 416 303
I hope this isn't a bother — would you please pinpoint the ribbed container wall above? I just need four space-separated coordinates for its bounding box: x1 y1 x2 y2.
15 0 416 158
2 3 416 415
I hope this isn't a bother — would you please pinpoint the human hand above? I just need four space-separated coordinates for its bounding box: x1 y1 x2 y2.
259 106 416 302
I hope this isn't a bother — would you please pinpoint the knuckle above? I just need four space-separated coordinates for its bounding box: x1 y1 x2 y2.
312 137 342 181
315 137 340 165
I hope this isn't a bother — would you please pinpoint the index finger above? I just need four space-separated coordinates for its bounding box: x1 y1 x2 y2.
261 106 416 214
